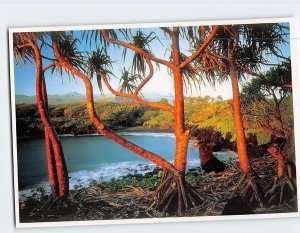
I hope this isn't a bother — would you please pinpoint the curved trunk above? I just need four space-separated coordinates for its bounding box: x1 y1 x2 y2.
31 41 69 198
52 41 175 173
229 59 251 173
41 77 59 195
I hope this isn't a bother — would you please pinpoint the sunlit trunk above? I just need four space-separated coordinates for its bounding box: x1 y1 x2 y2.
229 59 251 173
31 41 69 198
268 147 286 178
171 28 189 172
41 77 59 195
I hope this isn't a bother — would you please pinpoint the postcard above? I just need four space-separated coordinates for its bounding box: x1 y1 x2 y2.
9 17 300 228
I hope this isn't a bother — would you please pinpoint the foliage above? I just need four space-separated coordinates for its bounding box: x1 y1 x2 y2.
86 47 114 95
118 68 141 94
241 61 293 138
16 91 294 145
99 177 159 193
142 111 174 129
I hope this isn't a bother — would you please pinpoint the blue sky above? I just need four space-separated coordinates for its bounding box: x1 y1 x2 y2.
13 23 291 100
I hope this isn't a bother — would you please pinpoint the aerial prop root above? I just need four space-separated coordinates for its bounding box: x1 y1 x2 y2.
151 170 203 216
231 170 265 208
265 175 297 206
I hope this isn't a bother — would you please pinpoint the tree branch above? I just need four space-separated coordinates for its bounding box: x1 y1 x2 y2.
160 27 173 35
42 63 55 72
179 26 219 68
100 73 174 113
52 39 176 173
134 57 154 95
101 29 175 69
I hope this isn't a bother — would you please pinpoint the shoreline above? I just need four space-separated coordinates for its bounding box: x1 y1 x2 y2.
18 155 297 223
17 127 174 139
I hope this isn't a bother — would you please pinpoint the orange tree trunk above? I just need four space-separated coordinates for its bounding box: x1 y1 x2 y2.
229 59 251 173
41 77 59 195
30 40 69 198
52 40 176 173
171 28 189 172
267 147 285 177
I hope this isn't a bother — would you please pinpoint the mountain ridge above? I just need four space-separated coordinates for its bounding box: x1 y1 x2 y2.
15 92 175 105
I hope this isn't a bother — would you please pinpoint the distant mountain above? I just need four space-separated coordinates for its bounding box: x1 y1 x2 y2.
15 92 175 105
15 92 101 105
144 92 174 102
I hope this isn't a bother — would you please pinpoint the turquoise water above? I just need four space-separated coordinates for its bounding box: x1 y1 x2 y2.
17 132 237 193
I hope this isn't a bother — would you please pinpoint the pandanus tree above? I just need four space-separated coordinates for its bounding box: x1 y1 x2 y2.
48 26 219 215
241 60 296 204
13 33 69 198
192 23 289 207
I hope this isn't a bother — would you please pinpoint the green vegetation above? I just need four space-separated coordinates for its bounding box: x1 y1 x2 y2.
16 92 293 145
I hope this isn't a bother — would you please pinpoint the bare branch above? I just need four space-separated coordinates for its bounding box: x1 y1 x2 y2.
100 73 174 113
134 58 154 95
179 26 219 68
101 29 175 69
42 63 55 72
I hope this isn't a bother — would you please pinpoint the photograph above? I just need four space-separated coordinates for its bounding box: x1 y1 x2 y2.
9 18 299 227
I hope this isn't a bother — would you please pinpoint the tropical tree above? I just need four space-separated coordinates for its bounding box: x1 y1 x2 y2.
241 61 295 204
48 26 218 215
13 33 69 198
193 23 289 206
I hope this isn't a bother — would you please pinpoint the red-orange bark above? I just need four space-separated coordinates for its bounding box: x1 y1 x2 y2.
179 26 219 68
41 76 59 195
100 73 173 113
101 30 175 69
101 27 218 173
52 40 176 173
171 28 189 172
268 147 285 177
29 39 69 198
229 58 251 173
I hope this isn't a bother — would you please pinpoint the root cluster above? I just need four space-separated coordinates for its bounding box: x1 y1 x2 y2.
232 170 265 208
265 176 297 206
151 171 203 216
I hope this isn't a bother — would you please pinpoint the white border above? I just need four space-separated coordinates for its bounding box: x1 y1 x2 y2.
9 17 300 228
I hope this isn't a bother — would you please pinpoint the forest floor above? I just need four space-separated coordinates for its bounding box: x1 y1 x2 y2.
19 155 297 223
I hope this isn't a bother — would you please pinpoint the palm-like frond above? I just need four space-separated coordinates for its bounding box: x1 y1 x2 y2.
51 32 85 81
82 29 128 50
180 26 210 46
169 51 204 93
122 30 161 75
13 32 47 65
86 47 114 95
13 36 33 65
193 23 289 87
118 68 141 94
